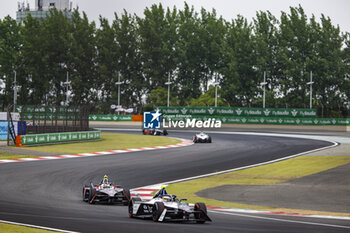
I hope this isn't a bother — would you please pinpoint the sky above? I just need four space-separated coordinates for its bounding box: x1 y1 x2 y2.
0 0 349 33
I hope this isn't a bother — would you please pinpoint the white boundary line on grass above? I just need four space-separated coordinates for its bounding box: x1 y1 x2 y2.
0 219 79 233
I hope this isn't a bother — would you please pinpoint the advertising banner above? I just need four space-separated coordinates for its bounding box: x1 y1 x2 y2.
162 115 349 126
89 115 132 121
20 131 101 145
156 106 317 118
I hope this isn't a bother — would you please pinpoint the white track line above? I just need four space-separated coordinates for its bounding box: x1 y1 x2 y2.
208 210 350 229
0 219 79 233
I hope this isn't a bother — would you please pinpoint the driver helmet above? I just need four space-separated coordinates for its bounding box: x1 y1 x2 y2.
163 196 171 202
161 185 165 189
102 175 109 184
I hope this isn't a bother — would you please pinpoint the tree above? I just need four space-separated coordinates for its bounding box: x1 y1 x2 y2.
221 15 257 107
70 10 97 105
0 16 22 110
21 14 47 105
189 85 226 106
253 11 279 107
95 16 118 113
137 3 177 93
276 6 314 108
149 87 178 106
113 11 146 111
41 9 71 105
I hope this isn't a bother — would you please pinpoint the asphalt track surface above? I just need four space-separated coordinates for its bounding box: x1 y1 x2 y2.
0 130 349 233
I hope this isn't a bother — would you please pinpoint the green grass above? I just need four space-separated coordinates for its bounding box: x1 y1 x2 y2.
0 223 54 233
0 152 36 160
16 132 181 154
166 156 350 217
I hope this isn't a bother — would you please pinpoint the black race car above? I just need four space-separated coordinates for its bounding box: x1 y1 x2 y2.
129 194 211 223
142 129 168 136
83 181 131 205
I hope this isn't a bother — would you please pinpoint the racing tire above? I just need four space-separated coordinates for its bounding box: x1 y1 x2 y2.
123 188 131 205
88 183 96 204
163 129 168 136
194 202 207 224
142 129 146 135
193 136 197 143
82 186 89 202
152 202 165 222
208 136 212 143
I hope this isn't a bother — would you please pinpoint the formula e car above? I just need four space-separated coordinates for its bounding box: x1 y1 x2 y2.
83 182 131 205
193 132 212 143
142 129 168 136
128 194 211 223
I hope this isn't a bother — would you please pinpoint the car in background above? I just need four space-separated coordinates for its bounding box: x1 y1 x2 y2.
142 129 168 136
193 132 212 143
83 181 130 205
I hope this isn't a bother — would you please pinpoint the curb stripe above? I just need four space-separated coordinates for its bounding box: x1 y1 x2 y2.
0 138 193 164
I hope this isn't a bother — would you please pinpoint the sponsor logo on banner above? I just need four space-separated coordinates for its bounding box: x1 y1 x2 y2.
208 108 215 115
264 109 270 116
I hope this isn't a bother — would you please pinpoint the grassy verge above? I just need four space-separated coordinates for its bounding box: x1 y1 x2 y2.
15 132 181 154
166 156 350 217
0 223 54 233
0 152 36 160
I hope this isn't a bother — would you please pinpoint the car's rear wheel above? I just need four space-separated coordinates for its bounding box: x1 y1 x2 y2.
152 202 165 222
193 136 197 143
194 202 207 223
163 129 168 135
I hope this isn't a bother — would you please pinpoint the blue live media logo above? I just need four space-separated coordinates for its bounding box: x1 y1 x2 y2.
143 110 162 129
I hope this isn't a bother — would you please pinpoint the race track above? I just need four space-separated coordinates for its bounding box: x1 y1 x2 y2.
0 130 349 233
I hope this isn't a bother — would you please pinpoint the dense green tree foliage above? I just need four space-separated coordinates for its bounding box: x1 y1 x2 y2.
0 3 349 116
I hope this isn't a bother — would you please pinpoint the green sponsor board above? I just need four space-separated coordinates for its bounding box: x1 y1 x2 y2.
156 106 317 118
16 106 79 114
23 113 78 121
21 131 101 145
162 114 349 126
89 115 132 121
216 116 350 125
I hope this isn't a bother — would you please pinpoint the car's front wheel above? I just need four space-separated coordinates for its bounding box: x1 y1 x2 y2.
194 202 207 223
152 202 165 222
123 188 131 205
208 136 212 143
